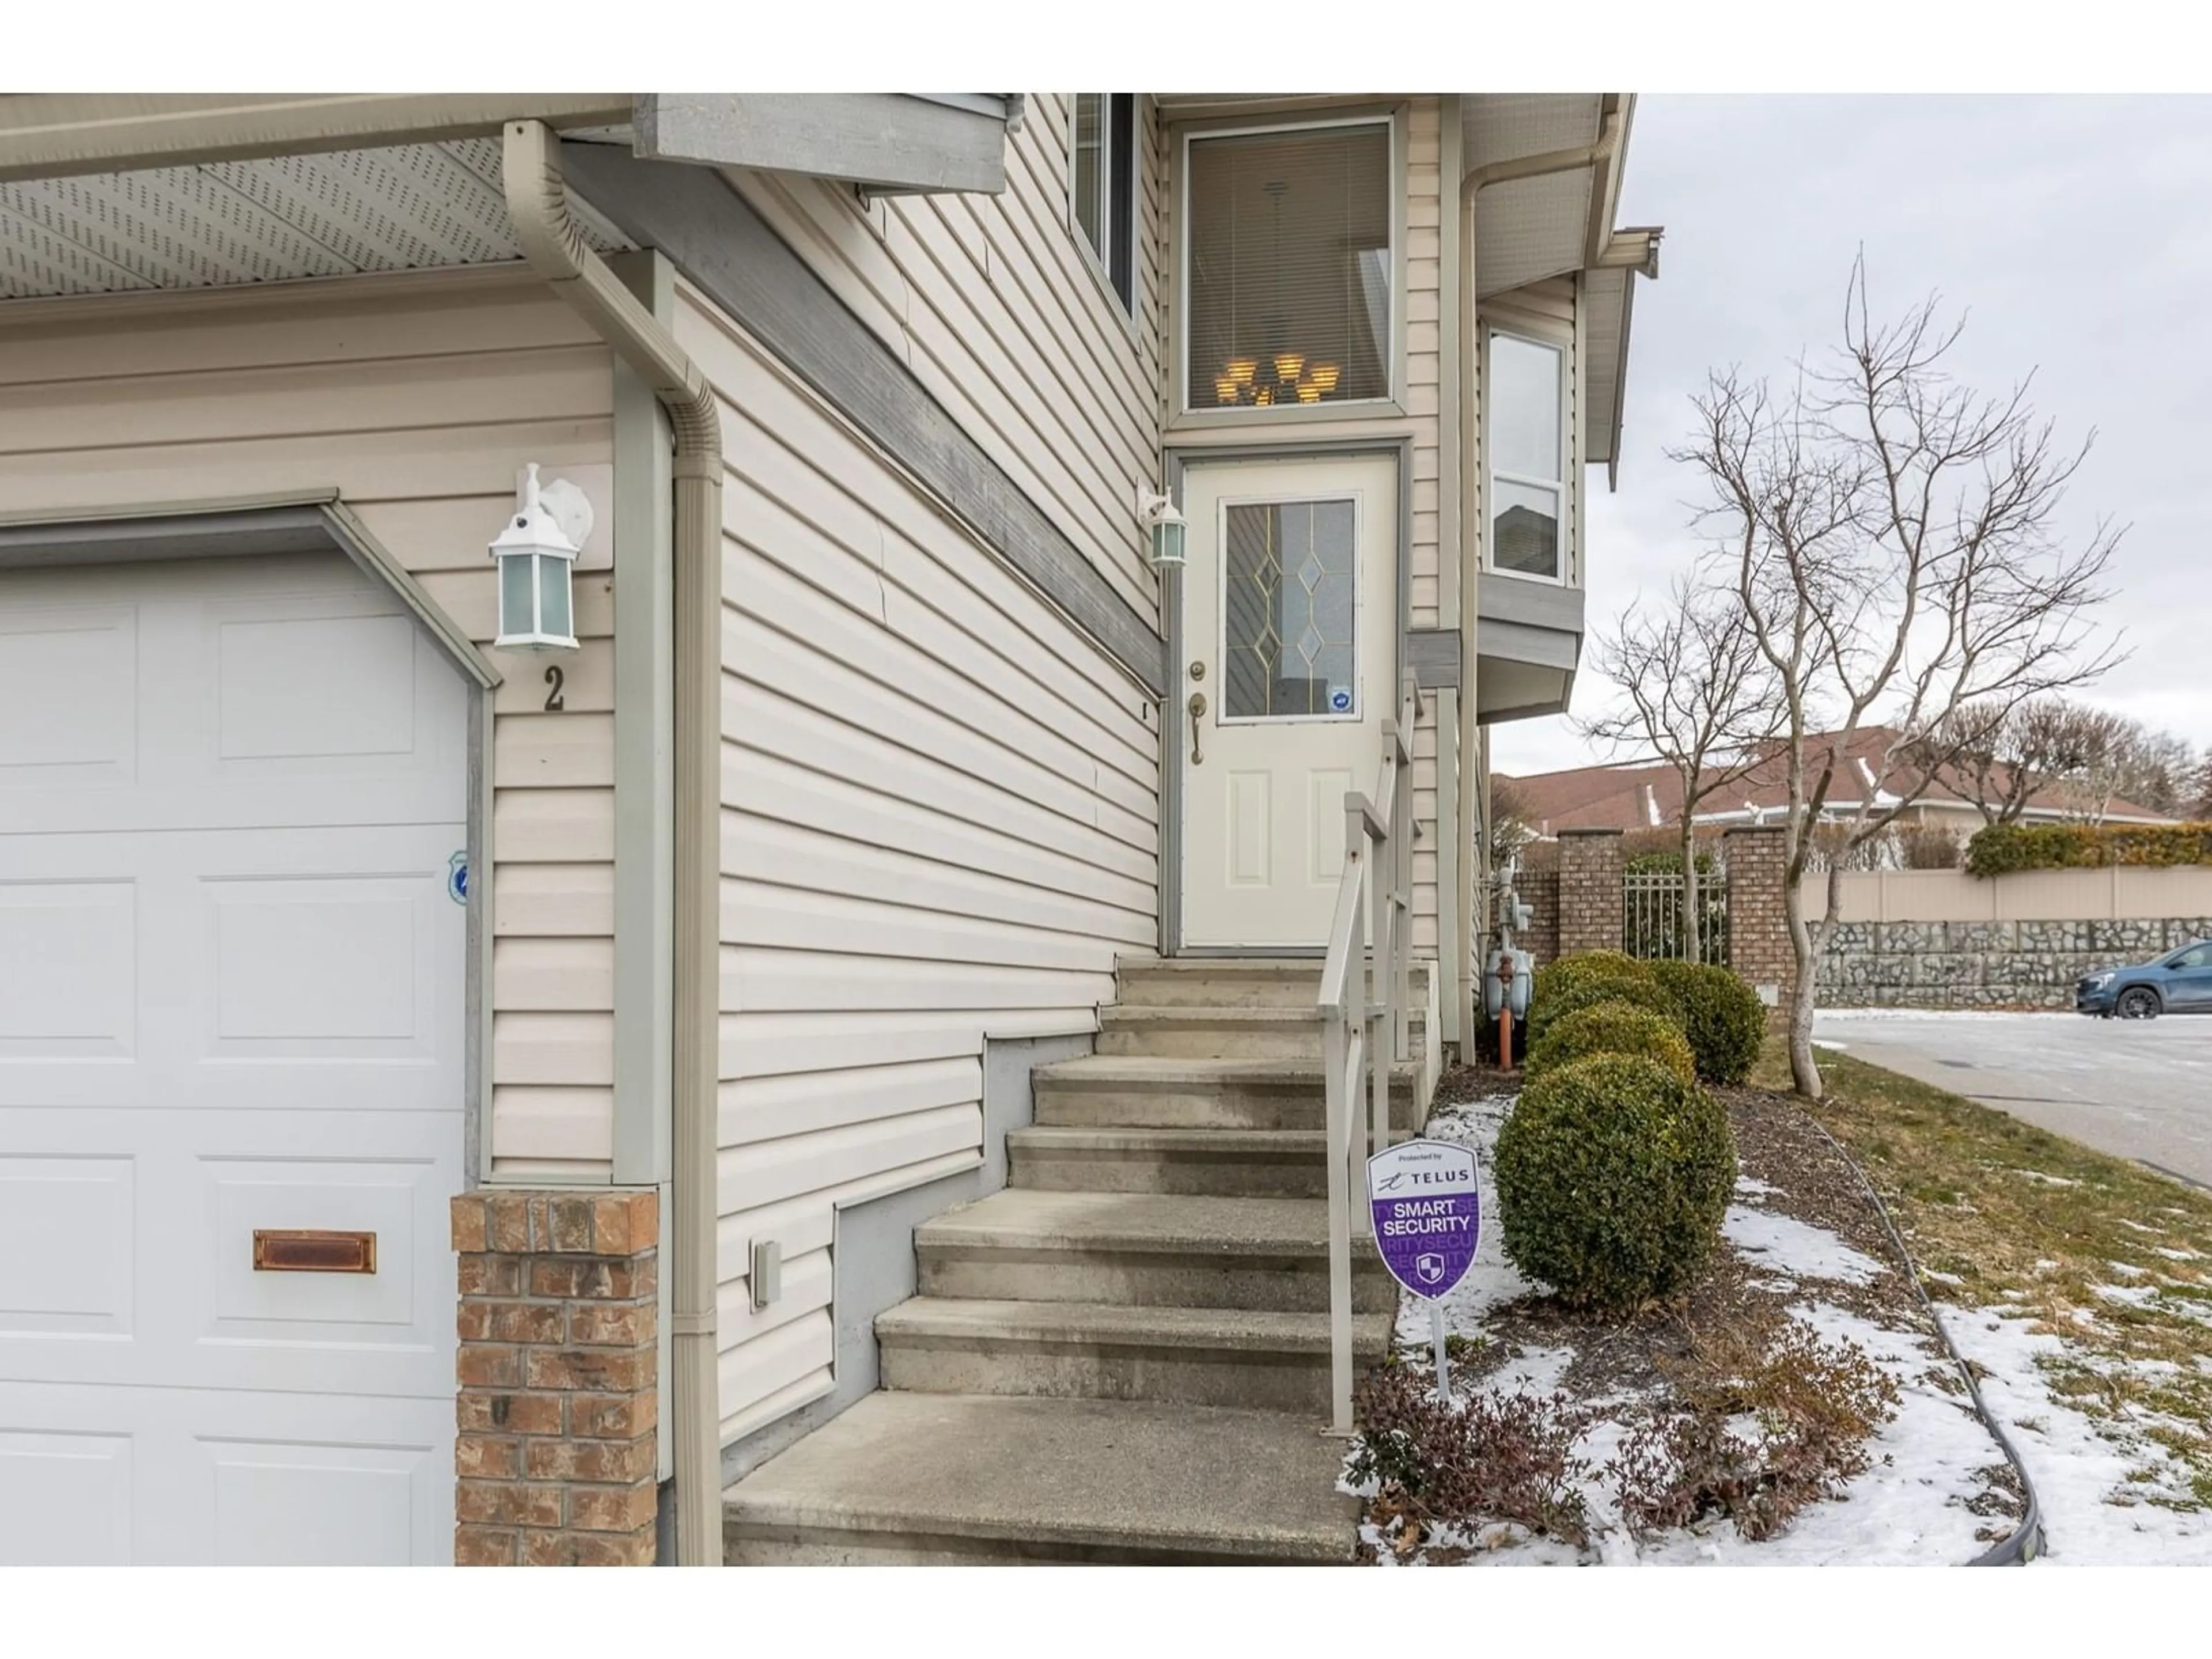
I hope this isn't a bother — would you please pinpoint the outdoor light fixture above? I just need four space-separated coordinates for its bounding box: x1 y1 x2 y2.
1138 491 1186 569
490 463 582 653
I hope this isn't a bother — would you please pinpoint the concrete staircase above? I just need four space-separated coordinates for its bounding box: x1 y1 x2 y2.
722 956 1430 1566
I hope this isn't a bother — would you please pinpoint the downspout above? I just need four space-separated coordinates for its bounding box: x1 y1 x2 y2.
1454 110 1622 1017
502 119 723 1567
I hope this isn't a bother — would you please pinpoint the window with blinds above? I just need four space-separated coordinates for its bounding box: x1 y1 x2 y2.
1185 121 1393 412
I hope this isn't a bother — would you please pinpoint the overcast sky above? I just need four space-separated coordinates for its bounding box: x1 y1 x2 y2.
1490 94 2212 779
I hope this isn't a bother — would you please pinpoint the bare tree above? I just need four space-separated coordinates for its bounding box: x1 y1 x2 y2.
1908 697 2124 825
2188 751 2212 821
1486 775 1541 874
1680 259 2124 1099
1578 576 1778 963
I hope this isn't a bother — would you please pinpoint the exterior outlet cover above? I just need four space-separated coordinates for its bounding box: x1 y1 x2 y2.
750 1238 782 1310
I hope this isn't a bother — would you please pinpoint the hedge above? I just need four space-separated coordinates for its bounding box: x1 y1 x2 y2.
1965 820 2212 877
1523 971 1679 1054
1647 960 1768 1086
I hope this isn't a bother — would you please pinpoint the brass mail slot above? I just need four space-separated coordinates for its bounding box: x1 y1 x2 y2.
253 1229 377 1275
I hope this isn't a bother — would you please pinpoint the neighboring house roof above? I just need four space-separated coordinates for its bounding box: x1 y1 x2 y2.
1499 726 2180 836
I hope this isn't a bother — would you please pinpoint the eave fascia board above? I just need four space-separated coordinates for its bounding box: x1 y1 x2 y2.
0 93 633 183
633 93 1011 195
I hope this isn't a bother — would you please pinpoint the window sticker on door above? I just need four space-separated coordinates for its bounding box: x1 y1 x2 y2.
448 851 469 905
1328 686 1353 713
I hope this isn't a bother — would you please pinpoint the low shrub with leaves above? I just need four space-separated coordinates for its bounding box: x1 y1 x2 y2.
1609 1310 1902 1541
1524 998 1696 1088
1648 959 1767 1085
1523 965 1679 1054
1529 948 1654 1012
1350 1366 1597 1551
1494 1054 1735 1312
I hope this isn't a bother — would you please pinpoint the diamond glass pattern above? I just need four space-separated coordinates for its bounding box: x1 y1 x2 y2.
1222 498 1356 718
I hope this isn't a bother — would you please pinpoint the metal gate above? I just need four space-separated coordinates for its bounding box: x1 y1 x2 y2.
1622 864 1729 965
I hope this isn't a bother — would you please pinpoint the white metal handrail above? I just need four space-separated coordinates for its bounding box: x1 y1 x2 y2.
1319 673 1418 1434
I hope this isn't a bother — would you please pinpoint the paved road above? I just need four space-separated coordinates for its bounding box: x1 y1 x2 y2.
1810 1009 2212 1190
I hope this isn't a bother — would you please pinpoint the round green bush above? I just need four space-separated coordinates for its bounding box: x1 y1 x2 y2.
1648 960 1767 1085
1525 998 1697 1088
1494 1053 1736 1313
1523 969 1677 1054
1529 949 1654 1012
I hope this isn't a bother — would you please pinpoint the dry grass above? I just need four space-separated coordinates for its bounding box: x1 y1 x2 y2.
1759 1037 2212 1508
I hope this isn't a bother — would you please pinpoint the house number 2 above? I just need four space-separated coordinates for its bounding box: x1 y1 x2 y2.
543 665 566 712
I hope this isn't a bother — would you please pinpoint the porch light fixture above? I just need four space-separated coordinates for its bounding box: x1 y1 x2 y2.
1139 491 1187 569
490 463 581 653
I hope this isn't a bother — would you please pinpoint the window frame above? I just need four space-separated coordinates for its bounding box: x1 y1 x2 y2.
1172 107 1408 427
1069 93 1138 320
1482 323 1574 587
1213 487 1367 727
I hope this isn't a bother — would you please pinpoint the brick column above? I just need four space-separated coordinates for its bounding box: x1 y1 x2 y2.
1724 825 1797 1016
1555 828 1625 957
449 1190 659 1566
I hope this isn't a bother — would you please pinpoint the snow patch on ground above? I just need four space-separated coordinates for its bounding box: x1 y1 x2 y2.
1941 1307 2212 1565
1817 1008 2072 1022
1725 1205 1889 1286
1366 1089 1999 1566
2016 1170 2081 1188
2156 1245 2202 1261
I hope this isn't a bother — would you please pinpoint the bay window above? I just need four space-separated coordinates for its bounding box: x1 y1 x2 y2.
1486 329 1568 581
1184 119 1395 413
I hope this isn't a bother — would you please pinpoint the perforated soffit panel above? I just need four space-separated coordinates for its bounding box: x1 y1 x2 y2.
0 137 630 300
1464 94 1601 299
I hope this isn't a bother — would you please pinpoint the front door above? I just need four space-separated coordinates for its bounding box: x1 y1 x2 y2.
1179 453 1397 949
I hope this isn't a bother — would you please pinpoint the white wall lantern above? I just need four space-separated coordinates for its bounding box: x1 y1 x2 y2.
491 463 584 653
1138 490 1187 570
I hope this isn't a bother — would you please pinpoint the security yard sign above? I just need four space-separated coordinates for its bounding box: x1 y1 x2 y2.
1366 1138 1482 1394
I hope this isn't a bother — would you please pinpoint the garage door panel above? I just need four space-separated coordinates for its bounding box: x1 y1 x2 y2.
0 1428 134 1565
0 552 466 1565
0 878 136 1059
0 1154 135 1339
0 603 137 792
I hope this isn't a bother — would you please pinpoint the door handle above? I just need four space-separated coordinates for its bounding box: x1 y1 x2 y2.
1187 692 1207 765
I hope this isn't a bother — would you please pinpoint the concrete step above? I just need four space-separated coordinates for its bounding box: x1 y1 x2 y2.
1007 1124 1329 1198
1033 1054 1424 1132
1113 953 1433 1010
724 1391 1359 1565
1096 1003 1429 1061
914 1188 1394 1313
877 1296 1392 1414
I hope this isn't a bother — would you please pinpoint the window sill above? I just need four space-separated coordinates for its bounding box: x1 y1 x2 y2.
1168 397 1409 433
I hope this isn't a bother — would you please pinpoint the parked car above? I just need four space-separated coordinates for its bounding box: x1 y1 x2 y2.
2077 940 2212 1018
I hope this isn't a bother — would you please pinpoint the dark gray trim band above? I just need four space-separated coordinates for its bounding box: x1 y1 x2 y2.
561 141 1166 697
1406 627 1461 690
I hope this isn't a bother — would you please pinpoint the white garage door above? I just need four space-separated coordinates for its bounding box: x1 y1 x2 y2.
0 552 468 1565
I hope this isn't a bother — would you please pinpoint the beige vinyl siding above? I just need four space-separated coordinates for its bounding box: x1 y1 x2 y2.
679 281 1162 1444
0 268 620 1180
720 92 1165 624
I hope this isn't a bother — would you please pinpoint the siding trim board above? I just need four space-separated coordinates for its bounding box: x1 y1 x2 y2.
560 141 1168 698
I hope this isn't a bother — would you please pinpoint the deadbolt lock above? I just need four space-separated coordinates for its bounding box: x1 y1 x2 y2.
1188 661 1205 681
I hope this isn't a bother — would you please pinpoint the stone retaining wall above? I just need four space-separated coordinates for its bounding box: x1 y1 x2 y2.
1819 917 2212 1009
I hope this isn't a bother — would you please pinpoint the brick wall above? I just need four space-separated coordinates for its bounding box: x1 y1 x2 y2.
1724 826 1795 1013
1556 829 1624 956
1516 863 1561 965
449 1190 659 1566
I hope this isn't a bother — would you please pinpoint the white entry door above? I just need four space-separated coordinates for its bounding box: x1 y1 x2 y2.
1180 453 1397 949
0 552 468 1565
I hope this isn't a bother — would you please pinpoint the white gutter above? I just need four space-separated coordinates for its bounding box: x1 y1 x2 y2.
1454 109 1624 1019
502 119 723 1567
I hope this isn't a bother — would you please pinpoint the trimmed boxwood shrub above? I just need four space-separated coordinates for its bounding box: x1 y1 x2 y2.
1523 969 1677 1054
1648 960 1767 1086
1525 999 1697 1088
1529 949 1654 1012
1494 1053 1736 1313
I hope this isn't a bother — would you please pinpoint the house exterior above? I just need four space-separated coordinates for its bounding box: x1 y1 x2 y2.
0 92 1657 1565
1502 725 2181 855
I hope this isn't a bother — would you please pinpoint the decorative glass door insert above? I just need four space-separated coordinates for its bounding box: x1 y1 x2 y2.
1221 497 1358 721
